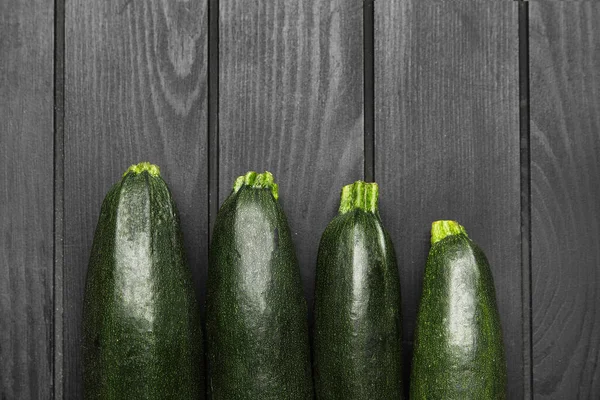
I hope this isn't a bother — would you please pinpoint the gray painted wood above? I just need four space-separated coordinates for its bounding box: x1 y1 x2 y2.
218 0 364 311
3 1 600 397
0 0 54 398
64 0 208 397
54 1 65 398
530 2 600 398
375 1 522 396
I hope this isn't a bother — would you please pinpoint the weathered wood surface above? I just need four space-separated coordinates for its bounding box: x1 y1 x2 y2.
530 2 600 399
0 0 54 398
375 1 522 396
218 0 364 311
64 0 208 397
3 1 600 398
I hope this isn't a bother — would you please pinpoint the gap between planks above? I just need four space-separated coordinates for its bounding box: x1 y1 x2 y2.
208 0 220 243
364 0 375 182
518 1 533 399
53 0 66 397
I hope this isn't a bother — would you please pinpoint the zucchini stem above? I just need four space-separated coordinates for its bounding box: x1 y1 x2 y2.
123 162 161 177
339 181 379 214
233 171 279 200
430 220 468 245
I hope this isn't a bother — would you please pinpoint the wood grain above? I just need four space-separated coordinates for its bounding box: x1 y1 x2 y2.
0 0 54 398
530 2 600 398
64 0 208 397
375 1 522 396
218 0 364 313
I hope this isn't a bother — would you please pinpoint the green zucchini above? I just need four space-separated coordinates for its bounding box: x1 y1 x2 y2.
206 171 313 399
410 220 506 399
82 162 204 399
313 181 403 399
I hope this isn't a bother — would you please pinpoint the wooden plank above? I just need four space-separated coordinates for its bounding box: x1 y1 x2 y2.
218 0 364 312
54 0 65 397
530 2 600 398
64 0 208 397
0 0 54 398
375 1 522 396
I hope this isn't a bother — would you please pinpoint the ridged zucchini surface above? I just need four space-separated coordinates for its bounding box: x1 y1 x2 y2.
206 171 313 399
83 162 204 399
410 220 506 399
313 181 403 399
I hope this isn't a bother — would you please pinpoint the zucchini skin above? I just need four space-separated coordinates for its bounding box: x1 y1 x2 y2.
206 172 313 399
313 182 403 399
82 165 204 399
410 227 506 399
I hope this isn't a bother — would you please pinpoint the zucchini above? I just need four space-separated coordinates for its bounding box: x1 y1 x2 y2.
410 220 506 399
313 181 403 399
82 162 204 399
206 171 313 399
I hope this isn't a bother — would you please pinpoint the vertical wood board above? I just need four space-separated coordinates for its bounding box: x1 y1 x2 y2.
375 1 522 396
0 0 54 398
218 0 365 311
530 2 600 398
64 0 208 397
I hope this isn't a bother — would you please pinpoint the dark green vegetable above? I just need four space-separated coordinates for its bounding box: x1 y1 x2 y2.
82 162 204 399
410 220 506 399
313 181 403 399
206 171 313 399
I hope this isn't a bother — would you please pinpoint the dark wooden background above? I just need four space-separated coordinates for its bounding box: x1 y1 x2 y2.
1 0 599 398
